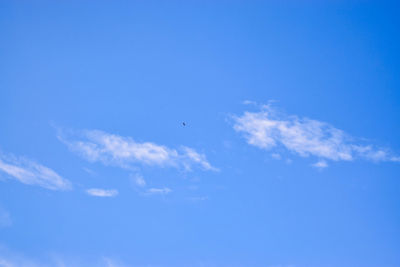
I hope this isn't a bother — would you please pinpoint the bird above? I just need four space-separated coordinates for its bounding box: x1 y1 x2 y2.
182 122 186 126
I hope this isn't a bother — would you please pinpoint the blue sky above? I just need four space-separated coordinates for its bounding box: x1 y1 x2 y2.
1 1 400 266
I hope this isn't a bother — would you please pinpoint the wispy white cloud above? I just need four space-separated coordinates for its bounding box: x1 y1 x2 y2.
243 100 257 106
146 187 172 195
181 147 218 171
312 160 328 169
233 104 399 166
86 188 118 197
0 153 71 191
58 129 216 171
132 174 146 187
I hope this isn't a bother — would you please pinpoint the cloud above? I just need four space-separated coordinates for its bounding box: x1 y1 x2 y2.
312 160 328 169
243 100 257 106
58 129 216 171
146 187 172 195
181 147 219 171
233 104 399 165
86 188 118 197
0 153 71 191
132 174 146 187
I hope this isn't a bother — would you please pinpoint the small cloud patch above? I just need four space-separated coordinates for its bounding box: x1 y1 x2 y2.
146 187 172 195
86 188 118 197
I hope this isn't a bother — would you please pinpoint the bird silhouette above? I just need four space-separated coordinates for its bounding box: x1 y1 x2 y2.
182 122 186 126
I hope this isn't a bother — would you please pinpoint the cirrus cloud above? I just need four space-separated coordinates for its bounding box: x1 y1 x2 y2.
233 104 399 166
0 152 71 191
146 187 172 195
58 129 217 172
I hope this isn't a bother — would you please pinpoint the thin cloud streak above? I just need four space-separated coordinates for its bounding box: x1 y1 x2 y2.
312 160 328 169
58 129 217 171
181 147 219 171
233 104 399 165
86 188 118 197
0 153 71 191
146 187 172 195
